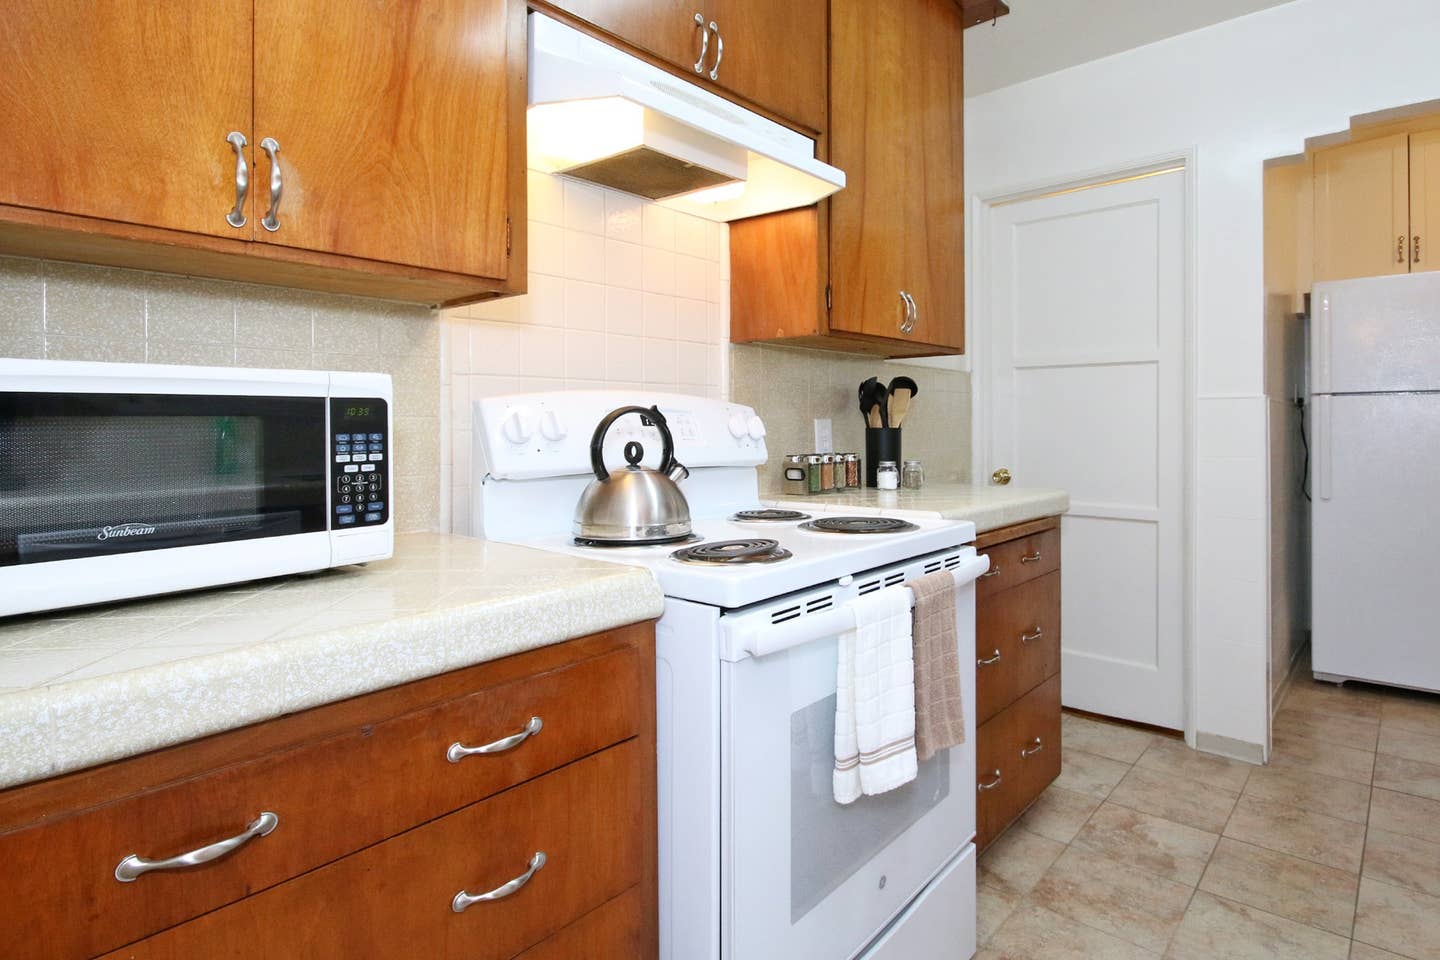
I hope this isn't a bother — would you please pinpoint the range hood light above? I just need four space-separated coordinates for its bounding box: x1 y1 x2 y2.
527 97 646 174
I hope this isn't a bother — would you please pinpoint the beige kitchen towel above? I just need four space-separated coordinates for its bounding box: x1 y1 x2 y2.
909 571 965 761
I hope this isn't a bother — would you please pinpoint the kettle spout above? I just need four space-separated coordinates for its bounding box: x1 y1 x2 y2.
667 460 690 483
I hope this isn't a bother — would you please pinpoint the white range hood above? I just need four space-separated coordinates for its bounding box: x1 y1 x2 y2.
527 13 845 222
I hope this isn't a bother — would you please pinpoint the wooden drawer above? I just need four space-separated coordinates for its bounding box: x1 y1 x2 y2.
515 886 650 960
100 741 646 960
976 675 1062 850
1 643 644 960
975 572 1061 725
976 523 1060 601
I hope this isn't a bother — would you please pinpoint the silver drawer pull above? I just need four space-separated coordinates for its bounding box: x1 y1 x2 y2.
447 716 543 763
1021 627 1043 643
259 136 283 232
1021 737 1044 758
977 649 1002 666
452 851 547 913
707 21 723 81
692 12 709 73
977 770 1002 792
225 131 249 228
114 811 278 883
979 565 1001 579
1020 551 1042 563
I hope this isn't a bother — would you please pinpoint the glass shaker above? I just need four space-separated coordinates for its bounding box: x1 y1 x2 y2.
902 459 924 490
876 460 899 490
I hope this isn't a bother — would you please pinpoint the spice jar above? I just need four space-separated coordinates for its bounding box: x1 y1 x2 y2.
783 454 808 495
843 453 860 490
876 460 899 491
806 455 823 494
902 459 924 490
820 454 836 492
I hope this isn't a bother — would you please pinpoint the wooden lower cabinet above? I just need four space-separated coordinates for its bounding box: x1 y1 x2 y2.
0 623 657 960
973 518 1063 851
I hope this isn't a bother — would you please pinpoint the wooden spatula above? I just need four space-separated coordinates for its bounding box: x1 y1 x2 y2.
888 376 918 427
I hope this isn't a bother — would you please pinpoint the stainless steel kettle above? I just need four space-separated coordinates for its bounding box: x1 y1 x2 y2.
573 405 692 544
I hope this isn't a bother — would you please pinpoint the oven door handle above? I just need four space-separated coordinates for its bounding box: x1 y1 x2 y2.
733 554 990 659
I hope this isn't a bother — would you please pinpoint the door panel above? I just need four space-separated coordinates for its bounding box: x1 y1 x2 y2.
543 0 705 82
709 0 826 132
253 0 515 278
1410 130 1440 275
1313 133 1410 282
0 0 252 239
986 169 1186 728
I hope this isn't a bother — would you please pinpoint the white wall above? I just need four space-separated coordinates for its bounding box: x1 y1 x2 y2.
965 0 1440 750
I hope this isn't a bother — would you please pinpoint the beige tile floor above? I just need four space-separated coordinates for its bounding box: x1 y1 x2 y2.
976 670 1440 959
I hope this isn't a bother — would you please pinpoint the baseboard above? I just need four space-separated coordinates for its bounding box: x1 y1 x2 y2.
1195 731 1266 765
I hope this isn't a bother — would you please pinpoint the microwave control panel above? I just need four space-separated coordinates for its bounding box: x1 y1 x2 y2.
330 397 389 529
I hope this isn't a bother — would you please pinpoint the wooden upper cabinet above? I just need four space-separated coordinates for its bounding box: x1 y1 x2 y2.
828 0 964 350
1313 133 1411 282
0 0 253 239
254 0 517 279
540 0 705 77
1410 129 1440 275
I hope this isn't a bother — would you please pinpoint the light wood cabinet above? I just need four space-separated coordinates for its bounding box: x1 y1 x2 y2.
730 0 967 357
0 0 526 306
1313 133 1410 282
1409 129 1440 272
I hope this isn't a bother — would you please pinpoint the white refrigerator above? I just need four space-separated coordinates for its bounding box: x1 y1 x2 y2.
1311 272 1440 692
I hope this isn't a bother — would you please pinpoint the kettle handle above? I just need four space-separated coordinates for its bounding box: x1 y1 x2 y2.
589 405 676 482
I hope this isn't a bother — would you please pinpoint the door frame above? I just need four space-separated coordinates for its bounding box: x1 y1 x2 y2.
967 150 1199 744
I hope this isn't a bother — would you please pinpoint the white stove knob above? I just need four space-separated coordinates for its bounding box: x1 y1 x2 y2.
727 413 748 439
746 415 766 440
501 408 536 445
539 410 566 442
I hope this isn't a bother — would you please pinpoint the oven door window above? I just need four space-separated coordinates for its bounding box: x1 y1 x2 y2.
0 393 326 566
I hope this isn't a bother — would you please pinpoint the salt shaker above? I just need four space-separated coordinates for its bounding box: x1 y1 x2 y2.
876 460 899 490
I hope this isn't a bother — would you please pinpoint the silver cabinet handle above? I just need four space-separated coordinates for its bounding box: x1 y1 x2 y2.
452 851 547 913
114 811 278 883
898 291 917 335
707 21 724 81
225 131 249 229
1021 627 1043 643
979 565 1001 579
1021 737 1044 758
906 292 918 333
259 137 283 232
977 649 1001 666
977 770 1002 792
692 13 709 74
447 716 543 763
1020 551 1042 563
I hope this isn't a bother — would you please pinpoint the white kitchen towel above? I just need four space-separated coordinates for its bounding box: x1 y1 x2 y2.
834 586 919 804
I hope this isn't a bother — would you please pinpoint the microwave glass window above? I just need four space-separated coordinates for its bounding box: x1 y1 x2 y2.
0 394 326 566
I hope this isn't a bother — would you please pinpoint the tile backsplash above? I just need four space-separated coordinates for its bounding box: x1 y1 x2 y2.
440 170 731 534
0 256 441 532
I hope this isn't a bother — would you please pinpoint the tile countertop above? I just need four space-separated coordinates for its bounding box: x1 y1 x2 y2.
0 534 665 791
766 482 1069 534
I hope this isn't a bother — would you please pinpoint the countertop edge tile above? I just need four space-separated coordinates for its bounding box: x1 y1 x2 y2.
766 483 1070 534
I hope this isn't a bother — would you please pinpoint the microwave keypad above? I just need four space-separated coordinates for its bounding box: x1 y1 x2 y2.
330 399 389 528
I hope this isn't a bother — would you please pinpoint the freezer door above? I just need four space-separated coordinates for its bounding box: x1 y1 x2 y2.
1312 273 1440 394
1311 392 1440 690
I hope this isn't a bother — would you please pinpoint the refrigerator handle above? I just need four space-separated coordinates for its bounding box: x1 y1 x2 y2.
1313 394 1332 501
1313 292 1332 395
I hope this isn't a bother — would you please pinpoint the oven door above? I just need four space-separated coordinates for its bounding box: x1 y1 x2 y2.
720 551 981 960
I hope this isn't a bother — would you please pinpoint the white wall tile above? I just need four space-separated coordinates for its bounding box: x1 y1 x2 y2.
676 298 708 342
642 247 676 295
675 213 709 259
528 221 565 276
527 273 565 327
449 374 471 430
563 179 606 235
607 335 645 381
528 170 564 226
644 338 677 383
675 255 707 300
447 321 471 375
565 330 608 379
605 240 644 290
605 191 643 242
564 280 607 331
606 287 645 336
469 322 520 375
519 326 566 378
642 204 675 250
564 230 606 284
643 293 677 339
676 341 709 385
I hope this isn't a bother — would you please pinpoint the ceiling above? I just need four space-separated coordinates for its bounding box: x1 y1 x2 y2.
964 0 1301 96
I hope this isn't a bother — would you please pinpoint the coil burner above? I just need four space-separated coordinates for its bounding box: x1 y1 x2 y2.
798 516 919 535
729 509 812 523
671 538 793 565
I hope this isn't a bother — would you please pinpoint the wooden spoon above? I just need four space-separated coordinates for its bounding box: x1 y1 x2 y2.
888 376 918 427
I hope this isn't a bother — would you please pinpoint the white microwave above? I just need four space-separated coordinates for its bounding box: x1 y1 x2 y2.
0 359 394 617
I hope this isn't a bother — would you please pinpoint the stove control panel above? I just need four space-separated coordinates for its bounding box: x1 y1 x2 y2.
475 390 768 480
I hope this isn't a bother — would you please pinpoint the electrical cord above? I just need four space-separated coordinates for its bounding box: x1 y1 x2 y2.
1297 396 1311 502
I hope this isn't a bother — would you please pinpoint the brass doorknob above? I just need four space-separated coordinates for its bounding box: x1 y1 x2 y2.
991 468 1012 485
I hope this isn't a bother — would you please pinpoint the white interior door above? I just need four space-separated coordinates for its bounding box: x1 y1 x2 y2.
984 168 1186 729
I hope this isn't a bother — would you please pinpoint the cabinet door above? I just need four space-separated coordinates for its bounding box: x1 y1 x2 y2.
0 0 252 239
543 1 706 80
1410 130 1440 275
828 0 965 350
1313 133 1410 282
253 0 520 279
707 0 826 132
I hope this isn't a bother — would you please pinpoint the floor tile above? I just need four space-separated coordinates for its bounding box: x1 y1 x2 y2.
1350 943 1411 960
1275 706 1381 751
1283 682 1385 720
978 827 1067 895
1381 697 1440 739
1062 712 1159 764
1014 783 1102 844
1223 795 1366 872
1270 730 1377 785
1108 764 1240 833
988 903 1161 960
977 880 1022 946
1164 890 1350 960
1055 748 1132 800
1198 837 1358 937
1374 754 1440 802
1369 788 1440 842
1072 801 1218 886
1379 726 1440 767
1363 827 1440 898
1135 739 1253 794
1030 845 1194 953
1243 766 1372 823
1354 877 1440 960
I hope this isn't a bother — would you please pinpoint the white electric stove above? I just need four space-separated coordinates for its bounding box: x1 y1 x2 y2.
472 391 982 960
